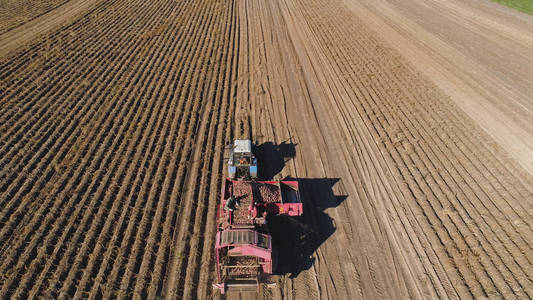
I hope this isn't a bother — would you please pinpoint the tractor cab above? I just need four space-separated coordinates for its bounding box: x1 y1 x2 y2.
227 139 258 179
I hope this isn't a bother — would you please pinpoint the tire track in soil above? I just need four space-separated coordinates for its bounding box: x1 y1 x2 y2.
296 3 532 296
272 0 532 296
2 0 533 298
225 0 533 298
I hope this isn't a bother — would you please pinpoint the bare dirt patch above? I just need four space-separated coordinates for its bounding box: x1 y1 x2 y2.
1 0 532 298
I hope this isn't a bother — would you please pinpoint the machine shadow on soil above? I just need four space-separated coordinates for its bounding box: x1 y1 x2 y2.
255 141 346 279
269 178 345 278
254 141 297 180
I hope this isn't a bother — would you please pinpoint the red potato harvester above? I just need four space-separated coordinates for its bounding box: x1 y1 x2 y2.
213 178 302 294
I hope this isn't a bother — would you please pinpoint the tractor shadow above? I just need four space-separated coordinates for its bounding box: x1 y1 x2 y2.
254 141 346 278
255 141 296 180
268 178 346 278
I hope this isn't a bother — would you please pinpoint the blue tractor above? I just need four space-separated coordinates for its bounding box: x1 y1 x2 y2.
227 139 258 179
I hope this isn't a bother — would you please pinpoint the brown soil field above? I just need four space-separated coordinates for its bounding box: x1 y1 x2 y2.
0 0 70 34
0 0 101 56
1 0 532 299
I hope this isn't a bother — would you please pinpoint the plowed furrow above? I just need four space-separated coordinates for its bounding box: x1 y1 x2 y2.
71 2 197 298
0 0 161 258
2 0 533 298
159 2 236 298
47 8 189 300
324 25 532 292
79 1 212 298
193 8 238 298
55 13 184 300
289 0 533 297
0 12 166 293
0 0 120 142
328 19 532 292
0 0 153 193
179 7 233 297
0 0 206 298
0 0 148 218
101 0 224 296
0 0 70 34
0 54 134 298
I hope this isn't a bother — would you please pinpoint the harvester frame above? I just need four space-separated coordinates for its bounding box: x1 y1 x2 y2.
213 178 302 294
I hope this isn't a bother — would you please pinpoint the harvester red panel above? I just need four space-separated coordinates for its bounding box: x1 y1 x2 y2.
214 179 302 294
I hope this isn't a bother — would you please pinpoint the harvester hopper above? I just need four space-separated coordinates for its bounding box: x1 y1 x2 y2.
213 179 302 294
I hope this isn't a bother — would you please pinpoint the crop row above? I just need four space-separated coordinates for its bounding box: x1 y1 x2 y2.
0 0 238 298
291 0 533 297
